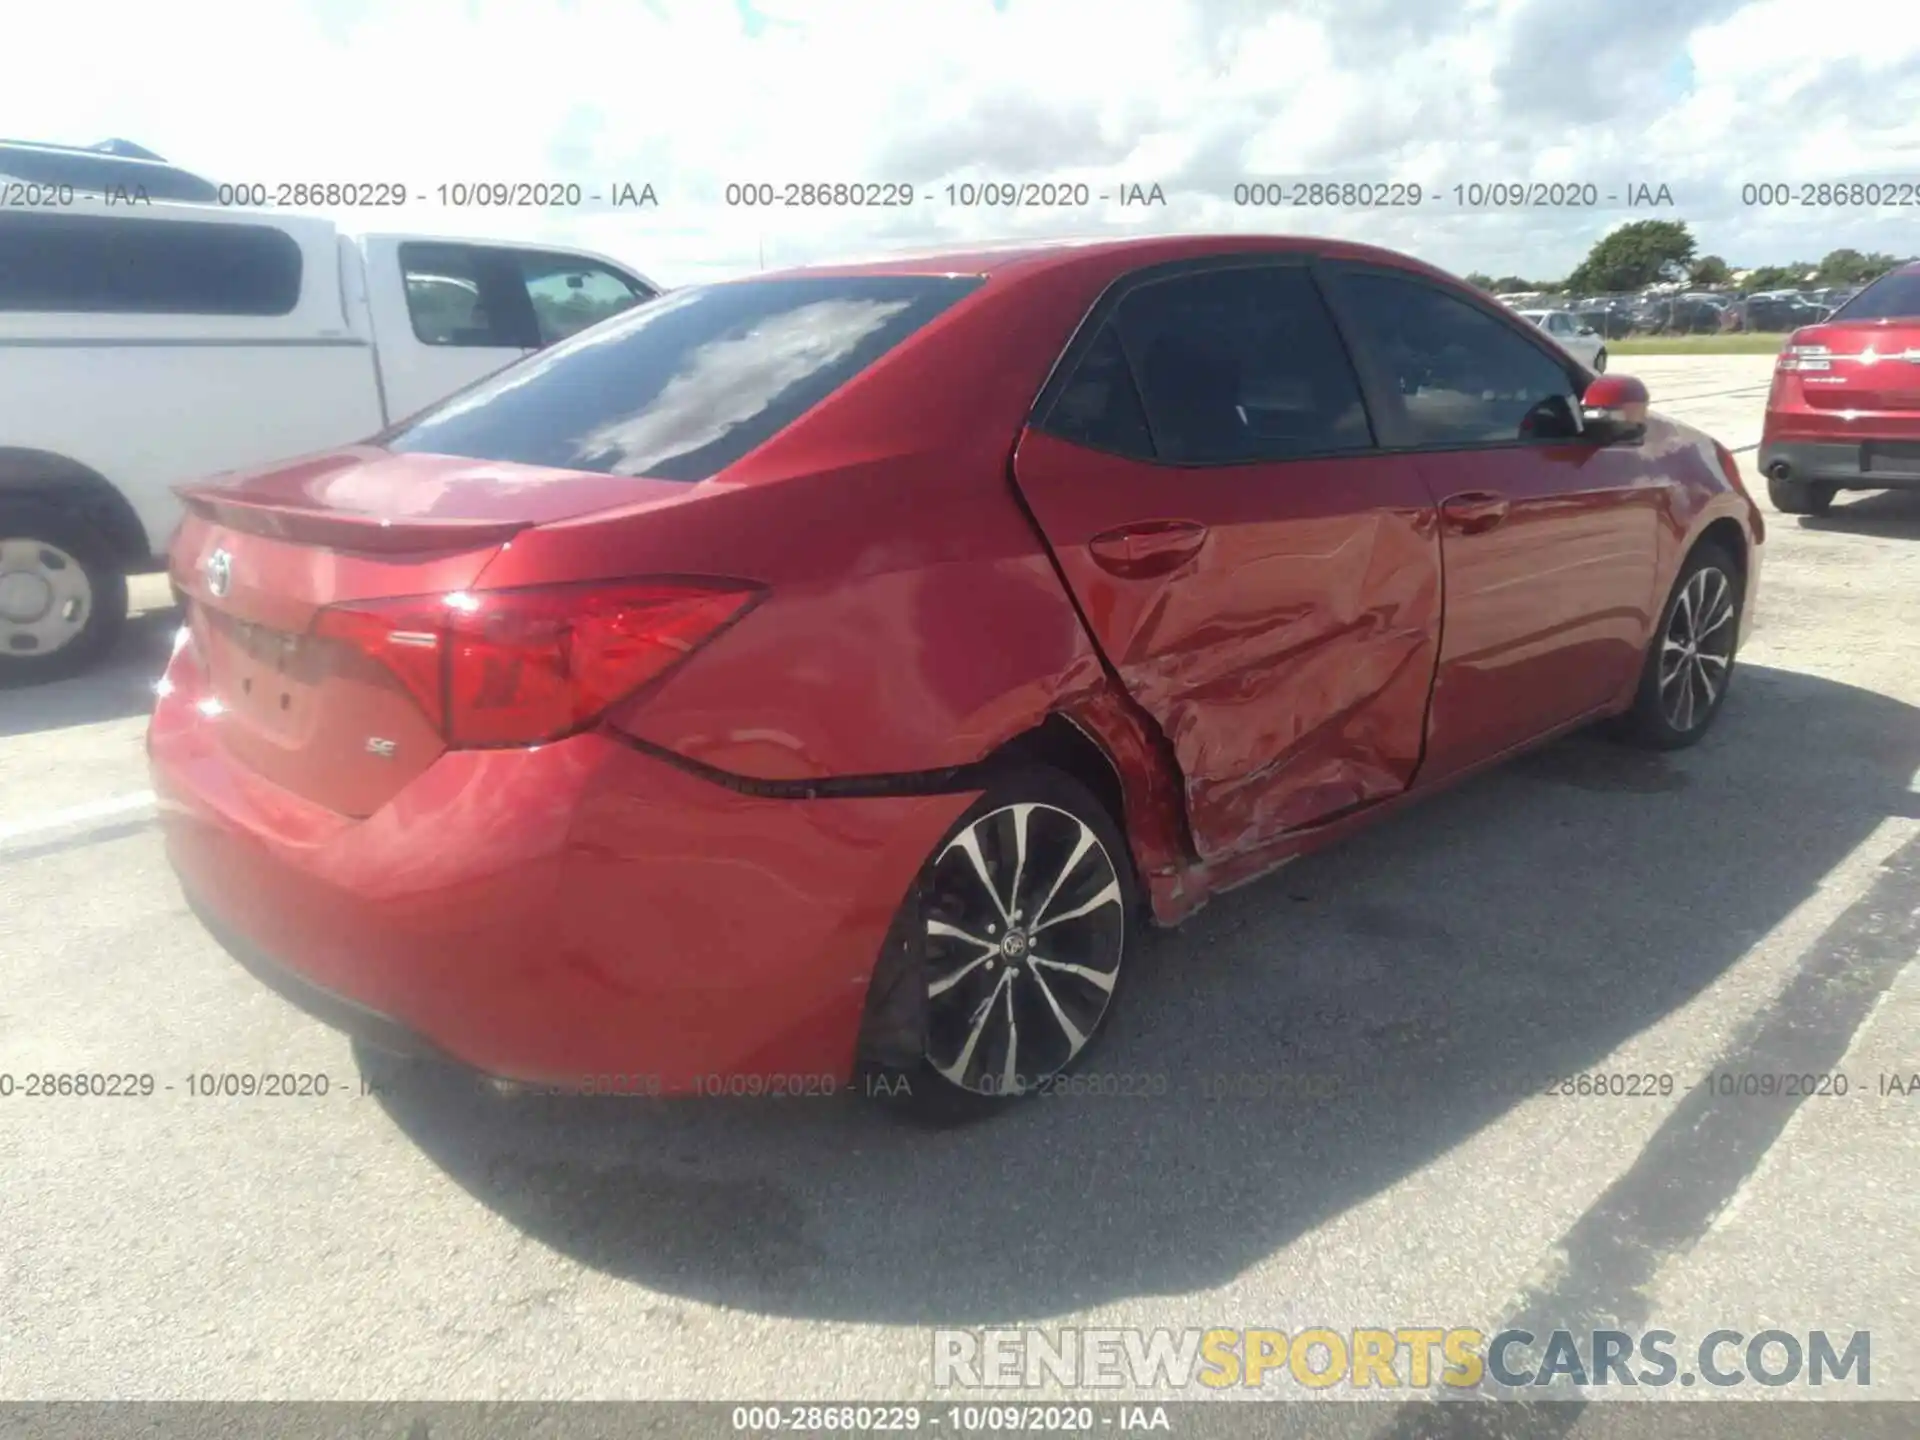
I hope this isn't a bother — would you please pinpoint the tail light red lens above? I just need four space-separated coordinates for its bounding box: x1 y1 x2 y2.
313 579 759 748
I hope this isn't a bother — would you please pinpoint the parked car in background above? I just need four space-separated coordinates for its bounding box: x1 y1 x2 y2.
149 233 1761 1115
0 148 659 682
1516 309 1607 370
1574 300 1637 340
1761 260 1920 514
1743 290 1834 332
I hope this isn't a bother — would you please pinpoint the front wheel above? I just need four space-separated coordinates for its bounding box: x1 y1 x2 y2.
1609 542 1743 750
861 766 1139 1120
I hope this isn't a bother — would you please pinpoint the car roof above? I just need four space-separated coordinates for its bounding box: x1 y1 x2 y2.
748 232 1461 286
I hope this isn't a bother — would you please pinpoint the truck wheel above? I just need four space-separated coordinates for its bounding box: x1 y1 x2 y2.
1766 475 1835 516
0 502 130 684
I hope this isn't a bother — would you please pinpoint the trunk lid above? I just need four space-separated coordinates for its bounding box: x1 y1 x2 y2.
1787 321 1920 413
171 446 694 817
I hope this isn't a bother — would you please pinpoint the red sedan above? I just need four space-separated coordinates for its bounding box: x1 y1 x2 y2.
149 234 1763 1114
1761 260 1920 515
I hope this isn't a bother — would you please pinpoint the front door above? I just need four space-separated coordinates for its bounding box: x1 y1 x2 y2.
1011 260 1443 862
1319 263 1661 781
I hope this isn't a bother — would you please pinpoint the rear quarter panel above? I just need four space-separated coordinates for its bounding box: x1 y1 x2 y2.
476 261 1121 781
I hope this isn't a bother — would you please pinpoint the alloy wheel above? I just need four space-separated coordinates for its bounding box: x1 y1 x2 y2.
1658 565 1736 733
0 537 93 658
921 802 1126 1097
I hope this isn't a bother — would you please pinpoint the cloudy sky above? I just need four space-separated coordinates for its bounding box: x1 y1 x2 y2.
6 0 1916 287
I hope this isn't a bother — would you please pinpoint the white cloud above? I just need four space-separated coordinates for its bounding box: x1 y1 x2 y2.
5 0 1917 286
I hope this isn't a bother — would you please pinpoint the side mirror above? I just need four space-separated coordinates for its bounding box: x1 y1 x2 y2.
1582 373 1649 442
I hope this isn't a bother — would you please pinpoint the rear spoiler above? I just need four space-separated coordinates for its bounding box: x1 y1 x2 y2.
175 485 531 554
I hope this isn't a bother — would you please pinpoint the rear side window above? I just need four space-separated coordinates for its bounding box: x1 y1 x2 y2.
0 212 303 315
1113 266 1374 464
1831 270 1920 322
1041 322 1155 458
385 275 982 481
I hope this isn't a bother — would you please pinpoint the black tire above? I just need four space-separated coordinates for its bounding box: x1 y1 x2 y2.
1610 542 1744 751
1594 349 1608 373
859 765 1140 1123
0 502 130 685
1766 474 1835 516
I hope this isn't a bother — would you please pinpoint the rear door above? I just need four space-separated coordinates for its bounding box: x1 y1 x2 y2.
1011 259 1443 862
1319 263 1662 782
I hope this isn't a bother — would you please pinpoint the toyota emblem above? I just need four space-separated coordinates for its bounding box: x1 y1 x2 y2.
205 548 232 598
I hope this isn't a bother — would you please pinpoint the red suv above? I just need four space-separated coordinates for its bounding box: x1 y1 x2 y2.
149 236 1761 1114
1761 260 1920 515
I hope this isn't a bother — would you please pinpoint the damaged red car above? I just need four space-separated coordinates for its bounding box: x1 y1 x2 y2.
149 234 1763 1113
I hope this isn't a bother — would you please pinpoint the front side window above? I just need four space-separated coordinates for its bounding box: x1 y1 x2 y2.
1329 269 1584 446
399 243 534 348
385 274 981 482
0 212 302 315
517 253 653 345
1103 265 1374 464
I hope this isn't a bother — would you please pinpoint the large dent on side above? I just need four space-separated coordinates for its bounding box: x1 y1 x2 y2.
1050 678 1201 925
1117 508 1442 862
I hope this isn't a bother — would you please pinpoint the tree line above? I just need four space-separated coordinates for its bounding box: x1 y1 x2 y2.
1462 220 1910 296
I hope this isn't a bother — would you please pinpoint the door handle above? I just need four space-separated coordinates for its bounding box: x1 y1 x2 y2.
1087 520 1210 577
1440 491 1510 535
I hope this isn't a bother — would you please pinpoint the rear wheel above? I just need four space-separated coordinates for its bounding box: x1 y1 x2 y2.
862 766 1138 1121
0 503 129 685
1766 474 1835 516
1610 542 1743 750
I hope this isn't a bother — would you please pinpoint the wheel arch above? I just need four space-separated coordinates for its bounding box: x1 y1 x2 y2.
1692 515 1749 583
0 449 153 568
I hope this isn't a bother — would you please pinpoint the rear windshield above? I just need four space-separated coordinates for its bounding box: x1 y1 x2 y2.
1830 269 1920 322
384 274 983 481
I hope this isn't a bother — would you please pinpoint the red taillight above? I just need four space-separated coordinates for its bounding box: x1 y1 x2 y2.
313 579 759 748
1775 333 1831 372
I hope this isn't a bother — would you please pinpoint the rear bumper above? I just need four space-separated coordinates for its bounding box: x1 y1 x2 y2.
1759 438 1920 490
183 889 462 1066
149 661 973 1092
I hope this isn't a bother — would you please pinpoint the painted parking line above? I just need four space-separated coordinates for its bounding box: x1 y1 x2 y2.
0 790 157 848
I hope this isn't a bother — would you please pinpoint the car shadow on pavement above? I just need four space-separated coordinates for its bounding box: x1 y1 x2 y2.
0 604 178 736
1795 486 1920 538
358 662 1920 1325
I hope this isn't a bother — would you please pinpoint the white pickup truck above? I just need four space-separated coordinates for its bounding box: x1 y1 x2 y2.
0 144 659 681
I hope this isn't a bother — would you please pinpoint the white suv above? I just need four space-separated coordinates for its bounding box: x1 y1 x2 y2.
0 141 658 682
1515 309 1608 372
